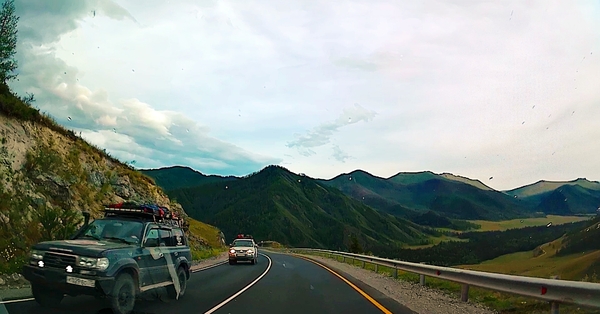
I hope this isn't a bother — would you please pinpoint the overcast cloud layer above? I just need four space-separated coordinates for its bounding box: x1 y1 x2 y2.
8 0 600 190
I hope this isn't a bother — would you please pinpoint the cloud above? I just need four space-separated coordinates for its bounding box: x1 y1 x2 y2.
332 145 350 162
7 0 600 190
9 0 280 175
286 103 377 152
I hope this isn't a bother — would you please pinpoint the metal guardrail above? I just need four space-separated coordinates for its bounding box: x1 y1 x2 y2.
286 248 600 313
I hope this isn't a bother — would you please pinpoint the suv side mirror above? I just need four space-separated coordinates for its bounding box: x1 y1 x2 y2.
82 211 91 226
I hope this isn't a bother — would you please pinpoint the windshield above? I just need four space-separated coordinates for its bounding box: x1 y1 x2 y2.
232 240 254 247
77 219 144 245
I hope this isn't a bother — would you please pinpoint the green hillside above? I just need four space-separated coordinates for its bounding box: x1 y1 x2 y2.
533 185 600 215
141 165 238 191
556 215 600 256
463 216 600 282
166 165 433 253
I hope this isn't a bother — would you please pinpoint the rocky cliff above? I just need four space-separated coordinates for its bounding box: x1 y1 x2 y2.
0 83 223 275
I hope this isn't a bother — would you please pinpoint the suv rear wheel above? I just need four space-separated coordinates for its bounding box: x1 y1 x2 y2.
167 267 187 299
108 273 136 314
32 284 64 308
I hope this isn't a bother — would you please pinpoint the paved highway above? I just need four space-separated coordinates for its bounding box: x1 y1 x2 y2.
2 251 414 314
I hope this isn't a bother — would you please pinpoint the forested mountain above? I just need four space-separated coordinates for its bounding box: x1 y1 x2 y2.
166 165 433 253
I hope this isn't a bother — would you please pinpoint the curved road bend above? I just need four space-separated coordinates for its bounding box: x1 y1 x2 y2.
3 252 414 314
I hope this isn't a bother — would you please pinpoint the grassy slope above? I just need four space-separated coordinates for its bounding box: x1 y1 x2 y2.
460 238 600 281
187 218 227 259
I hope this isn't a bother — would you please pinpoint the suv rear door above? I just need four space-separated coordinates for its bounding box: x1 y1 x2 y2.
140 227 169 285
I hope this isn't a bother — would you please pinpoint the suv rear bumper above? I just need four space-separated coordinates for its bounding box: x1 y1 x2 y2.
23 264 115 296
229 255 256 261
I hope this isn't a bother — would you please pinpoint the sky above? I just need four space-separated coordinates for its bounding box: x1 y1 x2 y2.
7 0 600 191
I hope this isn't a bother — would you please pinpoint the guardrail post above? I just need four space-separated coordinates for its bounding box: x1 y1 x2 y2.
461 284 469 302
550 275 560 314
550 302 559 314
393 267 398 279
419 262 426 285
374 262 378 273
361 260 365 268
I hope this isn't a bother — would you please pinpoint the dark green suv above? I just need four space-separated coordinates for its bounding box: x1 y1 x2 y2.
22 203 192 314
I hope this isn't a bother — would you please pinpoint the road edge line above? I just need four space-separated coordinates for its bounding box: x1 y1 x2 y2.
203 253 272 314
0 297 34 305
293 254 393 314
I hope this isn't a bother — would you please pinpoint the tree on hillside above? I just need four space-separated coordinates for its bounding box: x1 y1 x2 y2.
0 0 19 83
349 233 363 253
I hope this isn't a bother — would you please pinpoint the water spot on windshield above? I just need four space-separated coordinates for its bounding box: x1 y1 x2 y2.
349 177 352 181
348 117 352 122
67 116 72 121
112 128 116 133
546 222 552 227
489 177 493 180
225 186 228 189
520 220 524 223
514 195 518 198
532 105 535 109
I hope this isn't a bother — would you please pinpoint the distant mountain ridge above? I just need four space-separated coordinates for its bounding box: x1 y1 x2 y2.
141 166 238 191
142 166 600 225
505 178 600 198
318 170 531 221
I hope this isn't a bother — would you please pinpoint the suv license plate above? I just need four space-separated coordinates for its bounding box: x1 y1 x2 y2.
66 276 95 287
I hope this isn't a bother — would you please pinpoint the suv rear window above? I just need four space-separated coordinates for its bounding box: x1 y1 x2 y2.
172 228 186 246
233 240 254 247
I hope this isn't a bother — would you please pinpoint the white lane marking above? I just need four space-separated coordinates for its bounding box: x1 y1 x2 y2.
203 253 272 314
1 260 228 304
192 260 228 273
0 297 34 305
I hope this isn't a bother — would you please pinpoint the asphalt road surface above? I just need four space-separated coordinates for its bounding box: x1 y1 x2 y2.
2 251 414 314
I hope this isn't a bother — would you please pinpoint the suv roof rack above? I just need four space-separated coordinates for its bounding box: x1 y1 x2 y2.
236 234 253 239
103 202 183 227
